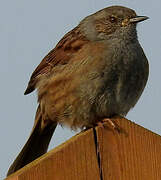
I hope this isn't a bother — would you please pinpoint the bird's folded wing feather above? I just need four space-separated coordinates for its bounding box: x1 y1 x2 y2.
24 27 89 95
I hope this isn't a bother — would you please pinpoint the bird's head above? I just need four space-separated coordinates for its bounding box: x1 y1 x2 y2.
80 6 148 41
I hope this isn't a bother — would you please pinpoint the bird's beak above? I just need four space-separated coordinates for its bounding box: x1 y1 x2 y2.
129 16 149 23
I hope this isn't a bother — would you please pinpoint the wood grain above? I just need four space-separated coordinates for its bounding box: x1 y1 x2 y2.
6 117 161 180
96 116 161 180
6 128 100 180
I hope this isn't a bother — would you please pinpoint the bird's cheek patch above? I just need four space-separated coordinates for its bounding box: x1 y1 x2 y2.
95 23 106 33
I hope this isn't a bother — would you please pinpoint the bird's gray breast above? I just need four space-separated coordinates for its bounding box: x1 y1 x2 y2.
94 40 148 117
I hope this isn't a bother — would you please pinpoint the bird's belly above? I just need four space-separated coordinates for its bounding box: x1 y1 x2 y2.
38 57 147 129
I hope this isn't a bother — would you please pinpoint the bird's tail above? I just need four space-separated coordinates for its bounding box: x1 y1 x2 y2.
7 105 57 176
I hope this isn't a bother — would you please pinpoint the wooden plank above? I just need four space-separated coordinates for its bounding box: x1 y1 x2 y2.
6 128 100 180
6 117 161 180
96 116 161 180
6 177 18 180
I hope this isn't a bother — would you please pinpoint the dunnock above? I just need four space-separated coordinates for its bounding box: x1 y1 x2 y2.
7 6 149 176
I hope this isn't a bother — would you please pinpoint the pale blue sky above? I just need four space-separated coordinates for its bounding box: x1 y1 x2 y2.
1 0 161 179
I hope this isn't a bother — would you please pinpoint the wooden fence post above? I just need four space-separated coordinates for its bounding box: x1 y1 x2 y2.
5 117 161 180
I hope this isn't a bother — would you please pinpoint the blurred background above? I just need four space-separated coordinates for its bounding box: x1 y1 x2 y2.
1 0 161 178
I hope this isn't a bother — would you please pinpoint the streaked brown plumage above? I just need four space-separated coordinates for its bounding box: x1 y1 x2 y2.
7 6 149 176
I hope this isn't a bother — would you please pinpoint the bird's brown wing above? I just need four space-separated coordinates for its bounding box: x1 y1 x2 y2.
24 27 89 95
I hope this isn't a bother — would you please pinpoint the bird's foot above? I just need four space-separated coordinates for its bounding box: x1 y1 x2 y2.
96 118 121 133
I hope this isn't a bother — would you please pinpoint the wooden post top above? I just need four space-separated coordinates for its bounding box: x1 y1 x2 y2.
6 117 161 180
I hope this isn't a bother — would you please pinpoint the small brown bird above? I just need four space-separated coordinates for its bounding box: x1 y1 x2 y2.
7 6 149 176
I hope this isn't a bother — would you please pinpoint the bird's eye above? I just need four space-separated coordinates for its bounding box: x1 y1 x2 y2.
109 16 117 23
